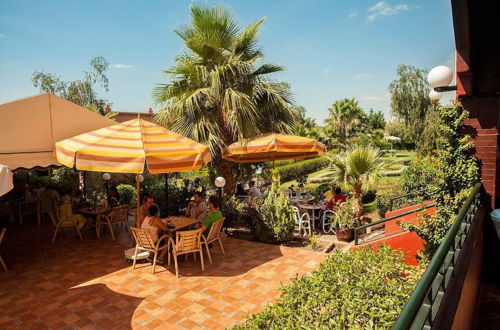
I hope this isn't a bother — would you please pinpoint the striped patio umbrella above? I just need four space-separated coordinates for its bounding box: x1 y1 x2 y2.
222 133 326 167
55 117 211 225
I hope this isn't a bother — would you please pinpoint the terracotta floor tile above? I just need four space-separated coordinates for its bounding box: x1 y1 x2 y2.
0 224 324 329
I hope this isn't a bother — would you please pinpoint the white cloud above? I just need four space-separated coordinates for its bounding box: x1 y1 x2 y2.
348 12 358 18
355 73 373 78
0 33 6 38
366 1 410 23
110 64 134 69
363 95 388 102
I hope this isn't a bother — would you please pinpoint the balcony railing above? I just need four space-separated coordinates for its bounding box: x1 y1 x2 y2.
393 182 483 329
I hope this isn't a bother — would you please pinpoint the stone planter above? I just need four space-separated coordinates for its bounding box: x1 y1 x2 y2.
336 228 354 242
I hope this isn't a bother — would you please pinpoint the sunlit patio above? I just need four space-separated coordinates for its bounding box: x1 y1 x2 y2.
0 225 325 329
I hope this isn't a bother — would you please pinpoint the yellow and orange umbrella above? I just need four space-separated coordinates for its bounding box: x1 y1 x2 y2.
55 118 211 225
222 133 326 167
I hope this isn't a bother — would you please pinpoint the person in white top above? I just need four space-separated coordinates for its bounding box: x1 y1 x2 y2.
141 205 169 260
248 180 262 198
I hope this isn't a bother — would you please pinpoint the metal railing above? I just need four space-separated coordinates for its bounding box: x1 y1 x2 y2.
354 202 436 245
389 189 430 211
393 182 482 329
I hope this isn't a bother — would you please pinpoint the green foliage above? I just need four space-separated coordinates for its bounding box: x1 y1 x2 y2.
235 245 424 329
313 184 331 201
385 120 416 149
401 103 480 255
117 184 136 206
275 156 330 183
254 172 295 243
326 98 364 144
221 196 246 229
388 64 431 145
153 3 298 194
361 109 386 131
49 167 79 193
352 129 391 150
309 233 321 251
332 198 360 230
32 56 111 115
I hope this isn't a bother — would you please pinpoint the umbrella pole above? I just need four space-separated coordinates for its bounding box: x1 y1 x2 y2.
164 173 169 216
136 173 141 228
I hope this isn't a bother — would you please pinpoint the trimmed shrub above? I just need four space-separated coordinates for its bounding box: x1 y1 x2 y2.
234 245 424 329
275 150 337 183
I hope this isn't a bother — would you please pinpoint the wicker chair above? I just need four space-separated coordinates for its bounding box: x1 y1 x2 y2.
37 195 58 226
130 227 170 274
201 218 225 264
167 228 205 277
49 211 83 245
98 205 129 240
0 228 7 272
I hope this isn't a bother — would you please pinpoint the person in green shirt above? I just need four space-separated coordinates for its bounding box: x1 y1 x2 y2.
197 195 223 237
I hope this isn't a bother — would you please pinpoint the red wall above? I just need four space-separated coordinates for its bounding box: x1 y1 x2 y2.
351 202 436 265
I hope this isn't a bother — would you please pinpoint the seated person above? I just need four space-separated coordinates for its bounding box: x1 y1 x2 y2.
326 187 347 210
185 191 207 222
108 186 120 208
139 196 155 225
141 205 169 260
196 195 223 237
248 180 262 198
58 194 87 229
235 183 247 196
71 190 84 206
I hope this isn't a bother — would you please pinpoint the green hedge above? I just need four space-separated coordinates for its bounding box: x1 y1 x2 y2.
234 245 424 329
275 150 336 182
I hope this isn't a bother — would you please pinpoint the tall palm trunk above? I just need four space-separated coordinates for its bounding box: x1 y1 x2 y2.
353 183 363 218
216 157 236 196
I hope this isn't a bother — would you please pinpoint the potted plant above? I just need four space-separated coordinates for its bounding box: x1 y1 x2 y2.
333 199 360 242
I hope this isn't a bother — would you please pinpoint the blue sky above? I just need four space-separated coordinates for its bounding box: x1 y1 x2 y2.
0 0 454 123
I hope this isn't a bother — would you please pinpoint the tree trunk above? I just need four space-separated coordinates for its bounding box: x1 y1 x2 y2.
216 158 236 196
353 184 364 218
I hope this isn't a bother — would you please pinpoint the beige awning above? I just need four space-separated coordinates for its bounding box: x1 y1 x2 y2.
0 93 116 170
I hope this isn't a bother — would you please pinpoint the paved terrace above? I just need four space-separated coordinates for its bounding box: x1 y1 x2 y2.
0 225 325 329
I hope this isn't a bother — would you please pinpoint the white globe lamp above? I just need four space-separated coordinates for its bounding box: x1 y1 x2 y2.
102 172 111 181
215 177 226 188
427 65 453 88
139 174 144 183
429 90 443 103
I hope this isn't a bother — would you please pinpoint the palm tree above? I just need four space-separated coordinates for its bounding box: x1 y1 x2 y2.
326 98 364 145
153 4 297 194
324 145 388 217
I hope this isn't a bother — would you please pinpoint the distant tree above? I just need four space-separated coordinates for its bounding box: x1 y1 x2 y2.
362 109 386 131
32 56 112 116
385 120 416 149
388 64 431 143
326 98 364 145
153 4 297 195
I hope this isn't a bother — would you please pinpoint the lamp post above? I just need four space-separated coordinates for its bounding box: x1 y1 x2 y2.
215 177 226 204
427 65 456 103
102 172 111 199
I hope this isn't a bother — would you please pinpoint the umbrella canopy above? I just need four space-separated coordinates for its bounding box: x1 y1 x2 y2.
0 93 115 170
55 118 212 174
222 133 326 164
0 165 13 197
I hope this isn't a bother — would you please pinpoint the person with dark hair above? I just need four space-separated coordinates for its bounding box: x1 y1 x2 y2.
235 183 247 196
326 186 347 210
108 186 120 208
139 196 155 225
140 205 169 260
196 195 223 237
248 180 262 198
185 191 207 222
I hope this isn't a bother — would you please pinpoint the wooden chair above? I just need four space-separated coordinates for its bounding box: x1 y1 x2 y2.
167 228 204 278
201 218 225 264
98 205 129 240
49 211 83 245
130 227 170 274
37 195 57 226
0 228 7 272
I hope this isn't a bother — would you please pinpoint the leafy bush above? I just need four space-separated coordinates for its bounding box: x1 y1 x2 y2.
361 189 377 203
234 245 424 329
313 183 331 201
376 195 391 218
254 172 295 243
221 196 246 229
275 150 337 183
49 167 79 193
333 198 360 230
117 184 136 206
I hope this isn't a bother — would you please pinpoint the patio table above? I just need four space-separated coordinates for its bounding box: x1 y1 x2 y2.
79 206 111 238
163 216 197 234
289 197 314 205
298 203 327 230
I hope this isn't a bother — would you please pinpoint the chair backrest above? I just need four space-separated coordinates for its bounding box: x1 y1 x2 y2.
39 196 56 212
48 211 76 227
130 227 156 250
110 205 129 224
0 227 5 246
300 212 311 223
293 207 301 221
206 218 225 242
323 209 336 219
175 228 202 254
